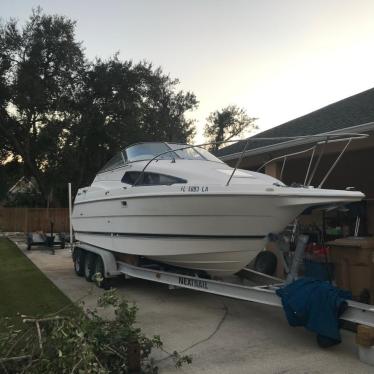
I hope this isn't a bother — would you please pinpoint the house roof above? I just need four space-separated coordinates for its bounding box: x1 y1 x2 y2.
216 87 374 160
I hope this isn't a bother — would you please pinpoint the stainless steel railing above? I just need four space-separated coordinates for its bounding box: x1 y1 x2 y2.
132 132 368 188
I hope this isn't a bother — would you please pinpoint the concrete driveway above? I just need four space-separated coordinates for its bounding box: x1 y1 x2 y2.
9 235 373 374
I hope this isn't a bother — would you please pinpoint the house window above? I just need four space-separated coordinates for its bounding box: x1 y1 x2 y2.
122 171 187 186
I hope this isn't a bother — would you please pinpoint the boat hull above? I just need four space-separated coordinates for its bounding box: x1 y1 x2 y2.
73 193 313 237
73 189 363 276
75 231 264 276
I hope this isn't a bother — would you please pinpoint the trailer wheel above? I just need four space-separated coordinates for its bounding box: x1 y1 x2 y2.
84 252 97 282
94 256 110 290
73 248 85 276
254 251 277 275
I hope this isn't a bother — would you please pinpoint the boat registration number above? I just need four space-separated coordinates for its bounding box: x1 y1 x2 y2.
180 186 208 192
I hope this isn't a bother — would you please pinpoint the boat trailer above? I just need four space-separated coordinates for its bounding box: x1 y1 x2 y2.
73 242 374 329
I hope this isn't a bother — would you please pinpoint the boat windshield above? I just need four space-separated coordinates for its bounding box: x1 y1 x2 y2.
99 152 125 173
167 143 204 160
194 147 223 163
125 143 175 162
100 142 224 172
167 143 223 163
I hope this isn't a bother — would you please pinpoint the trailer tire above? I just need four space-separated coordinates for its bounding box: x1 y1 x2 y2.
94 256 110 290
73 248 85 276
254 251 277 276
84 252 97 282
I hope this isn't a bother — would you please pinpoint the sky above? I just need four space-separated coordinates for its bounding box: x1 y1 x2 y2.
1 0 374 143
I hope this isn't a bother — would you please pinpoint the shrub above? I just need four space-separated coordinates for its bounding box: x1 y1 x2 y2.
0 289 191 373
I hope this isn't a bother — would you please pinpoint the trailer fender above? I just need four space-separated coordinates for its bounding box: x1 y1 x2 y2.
75 244 121 277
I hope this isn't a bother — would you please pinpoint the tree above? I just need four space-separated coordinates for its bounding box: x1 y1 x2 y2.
0 8 85 204
51 58 197 204
0 9 198 206
204 105 257 151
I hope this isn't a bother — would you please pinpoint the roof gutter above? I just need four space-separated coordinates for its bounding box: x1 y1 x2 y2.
219 121 374 162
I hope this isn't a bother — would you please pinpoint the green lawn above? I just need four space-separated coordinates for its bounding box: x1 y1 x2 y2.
0 238 74 319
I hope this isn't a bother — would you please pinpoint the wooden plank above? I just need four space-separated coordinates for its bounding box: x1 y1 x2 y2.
0 208 69 232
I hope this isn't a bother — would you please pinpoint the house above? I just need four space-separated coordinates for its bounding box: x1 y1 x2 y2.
216 87 374 237
4 176 42 207
8 176 39 196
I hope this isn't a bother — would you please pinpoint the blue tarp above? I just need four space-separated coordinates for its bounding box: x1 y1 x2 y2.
276 278 351 345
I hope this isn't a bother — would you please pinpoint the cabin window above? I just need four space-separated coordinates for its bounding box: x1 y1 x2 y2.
122 171 187 186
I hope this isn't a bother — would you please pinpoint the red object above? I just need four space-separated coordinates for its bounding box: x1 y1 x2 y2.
305 243 330 260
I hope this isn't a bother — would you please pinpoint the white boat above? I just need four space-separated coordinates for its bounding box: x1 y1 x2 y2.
72 142 364 276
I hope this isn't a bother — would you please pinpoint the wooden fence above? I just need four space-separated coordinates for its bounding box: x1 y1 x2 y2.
0 208 69 233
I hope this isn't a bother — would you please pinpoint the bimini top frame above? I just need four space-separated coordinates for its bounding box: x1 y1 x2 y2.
132 132 368 188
